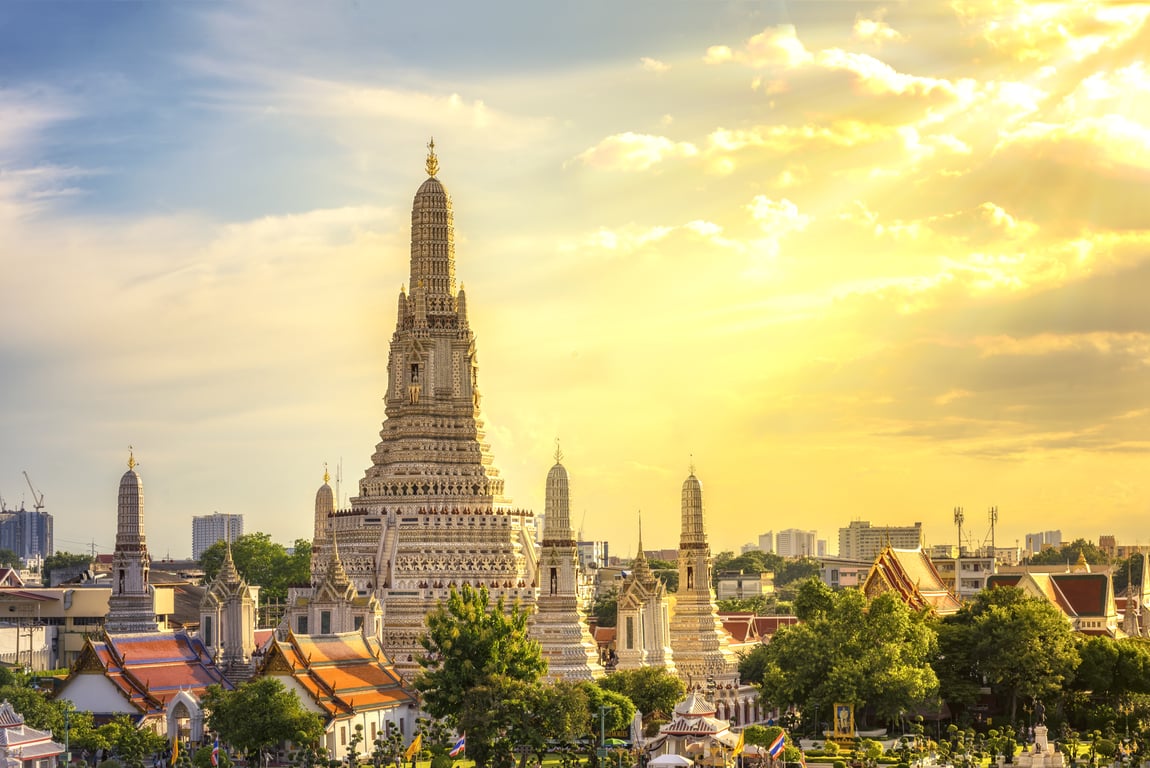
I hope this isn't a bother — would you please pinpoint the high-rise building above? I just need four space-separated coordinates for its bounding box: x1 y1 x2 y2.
758 532 774 554
314 143 539 678
776 528 817 558
1024 530 1061 554
191 512 244 560
577 540 609 571
0 507 53 565
838 520 923 562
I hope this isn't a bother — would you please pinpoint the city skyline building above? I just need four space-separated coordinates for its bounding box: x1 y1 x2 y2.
191 511 244 560
775 528 817 558
1025 529 1063 554
838 520 923 562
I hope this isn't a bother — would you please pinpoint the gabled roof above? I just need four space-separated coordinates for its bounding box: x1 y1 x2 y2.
260 631 413 719
752 616 800 637
988 570 1118 635
718 613 758 643
863 546 961 615
66 631 232 716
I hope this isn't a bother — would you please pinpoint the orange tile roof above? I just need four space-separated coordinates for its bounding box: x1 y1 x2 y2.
70 631 232 716
261 631 413 719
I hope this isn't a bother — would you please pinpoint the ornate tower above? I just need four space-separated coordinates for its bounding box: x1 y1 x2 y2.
529 446 604 680
616 514 675 672
106 449 158 633
200 538 257 679
668 470 738 690
333 142 538 676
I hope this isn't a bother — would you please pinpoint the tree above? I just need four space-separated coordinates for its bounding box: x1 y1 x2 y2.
936 586 1080 722
414 584 547 768
1029 539 1108 567
597 667 685 729
755 584 938 731
96 716 166 768
0 548 21 568
716 595 775 615
42 551 92 584
198 534 311 603
593 587 618 628
202 678 325 765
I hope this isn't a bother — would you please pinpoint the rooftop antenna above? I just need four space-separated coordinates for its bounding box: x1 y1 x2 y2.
988 506 998 569
953 506 964 557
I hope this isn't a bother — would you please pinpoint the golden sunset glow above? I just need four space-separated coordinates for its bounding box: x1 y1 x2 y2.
1 1 1148 558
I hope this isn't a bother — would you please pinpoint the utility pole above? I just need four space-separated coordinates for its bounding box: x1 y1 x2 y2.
954 507 964 598
988 506 998 574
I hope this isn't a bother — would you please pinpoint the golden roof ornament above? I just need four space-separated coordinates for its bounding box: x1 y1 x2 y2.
128 446 136 470
324 462 330 485
425 137 439 177
554 438 563 465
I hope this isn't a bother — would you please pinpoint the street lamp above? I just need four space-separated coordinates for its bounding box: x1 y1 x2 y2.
600 705 615 764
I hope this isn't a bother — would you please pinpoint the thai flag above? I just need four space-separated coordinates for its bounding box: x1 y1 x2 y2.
449 734 466 758
767 733 785 758
211 738 219 767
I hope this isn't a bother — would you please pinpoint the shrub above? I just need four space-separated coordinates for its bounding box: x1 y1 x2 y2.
834 761 846 768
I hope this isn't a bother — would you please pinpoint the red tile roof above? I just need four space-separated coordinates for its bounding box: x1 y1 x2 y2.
69 631 232 716
260 632 414 718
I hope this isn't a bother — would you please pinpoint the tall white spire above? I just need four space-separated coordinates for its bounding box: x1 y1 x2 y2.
106 448 158 633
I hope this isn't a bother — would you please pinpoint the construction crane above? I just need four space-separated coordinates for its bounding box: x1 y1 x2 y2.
22 471 44 512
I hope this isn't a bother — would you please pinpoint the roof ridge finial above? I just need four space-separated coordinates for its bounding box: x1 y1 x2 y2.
689 454 695 476
324 462 330 485
426 137 439 177
128 446 136 471
554 438 563 465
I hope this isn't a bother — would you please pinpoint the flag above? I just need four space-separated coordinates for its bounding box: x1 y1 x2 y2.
405 734 423 761
449 734 466 758
767 732 785 758
733 730 745 756
211 738 219 767
172 739 179 764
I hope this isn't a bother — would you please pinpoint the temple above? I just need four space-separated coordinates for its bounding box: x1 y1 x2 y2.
105 450 158 633
528 448 604 680
304 141 538 677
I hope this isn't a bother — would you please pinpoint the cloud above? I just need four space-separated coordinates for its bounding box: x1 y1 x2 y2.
640 57 671 74
705 25 812 69
952 0 1150 64
571 132 698 171
853 17 906 46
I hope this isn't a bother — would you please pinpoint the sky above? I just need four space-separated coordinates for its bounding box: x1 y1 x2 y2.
2 0 1148 562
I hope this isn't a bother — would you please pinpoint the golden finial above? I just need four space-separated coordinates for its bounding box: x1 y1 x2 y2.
689 454 695 476
127 446 136 470
425 137 439 177
324 462 330 485
554 438 564 465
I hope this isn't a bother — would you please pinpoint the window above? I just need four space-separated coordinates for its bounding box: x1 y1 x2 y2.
204 615 213 647
626 616 634 650
298 616 308 634
321 610 332 635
